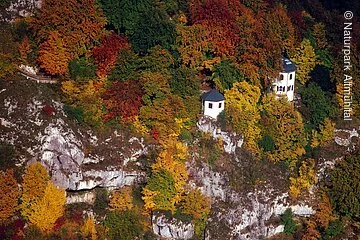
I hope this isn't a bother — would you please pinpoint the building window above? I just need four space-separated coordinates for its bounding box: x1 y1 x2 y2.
290 73 293 80
292 85 294 90
219 102 222 108
280 74 284 80
277 86 280 92
209 103 213 109
287 86 291 91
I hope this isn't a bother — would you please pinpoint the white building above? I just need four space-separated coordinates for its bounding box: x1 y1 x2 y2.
201 89 225 119
272 57 296 101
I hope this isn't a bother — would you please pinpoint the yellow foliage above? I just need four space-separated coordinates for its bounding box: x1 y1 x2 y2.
311 118 335 148
80 216 97 240
109 187 133 212
62 80 104 126
292 38 317 85
310 129 320 148
21 162 50 219
142 188 157 212
225 81 261 154
27 182 66 233
181 189 211 219
143 139 189 212
132 116 149 136
176 24 211 68
319 118 335 146
289 159 317 199
261 95 306 167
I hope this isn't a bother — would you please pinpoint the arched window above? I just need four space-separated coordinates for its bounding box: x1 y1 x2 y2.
280 74 284 80
289 73 293 80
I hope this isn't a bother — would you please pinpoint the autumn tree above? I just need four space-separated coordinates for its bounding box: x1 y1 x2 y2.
224 81 261 153
143 140 188 213
260 95 306 168
176 22 210 68
92 33 130 77
80 215 97 240
109 187 133 212
189 0 241 56
31 0 106 74
292 38 317 84
142 170 178 213
301 219 320 240
20 163 66 233
27 182 66 233
0 169 20 222
314 193 335 229
311 118 335 148
18 36 31 64
21 162 50 219
37 31 69 75
62 80 104 127
180 189 210 220
289 159 317 198
102 80 143 123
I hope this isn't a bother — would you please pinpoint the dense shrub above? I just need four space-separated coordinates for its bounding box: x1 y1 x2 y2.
282 208 297 235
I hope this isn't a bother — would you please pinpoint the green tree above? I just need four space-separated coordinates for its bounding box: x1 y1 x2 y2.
212 60 244 91
142 170 177 213
326 153 360 219
69 57 97 81
100 0 175 53
300 83 335 129
104 210 142 240
94 188 109 217
282 208 297 235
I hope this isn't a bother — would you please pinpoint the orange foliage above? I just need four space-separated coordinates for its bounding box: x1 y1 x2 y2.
189 0 242 56
102 79 143 123
18 36 31 63
37 31 69 75
0 169 20 221
31 0 106 73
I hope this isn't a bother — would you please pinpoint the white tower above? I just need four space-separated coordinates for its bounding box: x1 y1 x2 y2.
201 89 225 119
272 57 296 101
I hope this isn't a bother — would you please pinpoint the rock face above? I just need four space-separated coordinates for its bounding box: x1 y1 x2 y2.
197 116 243 154
187 158 314 240
152 214 194 240
0 80 147 190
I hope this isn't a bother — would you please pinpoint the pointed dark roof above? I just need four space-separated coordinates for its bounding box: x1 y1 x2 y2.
282 57 296 73
201 89 225 102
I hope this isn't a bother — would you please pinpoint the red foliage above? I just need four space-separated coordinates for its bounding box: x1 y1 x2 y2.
102 80 143 123
189 0 243 55
42 104 55 116
92 33 130 77
0 219 25 240
150 128 160 141
289 10 307 39
53 216 66 232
